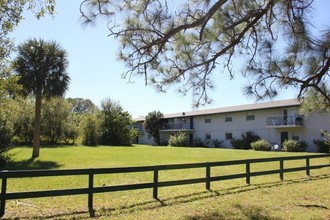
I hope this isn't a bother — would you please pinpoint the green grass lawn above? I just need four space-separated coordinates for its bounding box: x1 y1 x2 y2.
2 145 330 219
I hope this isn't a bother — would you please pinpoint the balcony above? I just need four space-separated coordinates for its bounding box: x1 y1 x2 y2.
131 124 144 132
266 115 304 128
160 122 194 132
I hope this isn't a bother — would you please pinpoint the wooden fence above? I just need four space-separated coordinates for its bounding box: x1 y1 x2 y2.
0 154 329 217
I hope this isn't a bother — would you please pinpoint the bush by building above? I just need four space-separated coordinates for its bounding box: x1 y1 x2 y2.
169 132 187 147
283 139 307 152
251 139 271 151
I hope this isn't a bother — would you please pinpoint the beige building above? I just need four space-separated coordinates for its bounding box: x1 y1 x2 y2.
134 99 330 152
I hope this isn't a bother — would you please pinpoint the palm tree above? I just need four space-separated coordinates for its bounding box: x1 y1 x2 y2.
13 38 70 158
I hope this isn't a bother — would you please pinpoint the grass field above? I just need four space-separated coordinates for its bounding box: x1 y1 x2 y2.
1 145 330 219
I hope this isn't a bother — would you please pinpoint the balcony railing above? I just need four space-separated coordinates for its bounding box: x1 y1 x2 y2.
266 115 304 127
161 122 193 131
131 124 143 132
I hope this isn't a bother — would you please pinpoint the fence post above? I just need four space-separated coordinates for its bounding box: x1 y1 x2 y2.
306 158 310 176
206 163 211 190
0 171 7 218
153 169 159 199
88 169 95 217
280 159 284 181
246 161 250 185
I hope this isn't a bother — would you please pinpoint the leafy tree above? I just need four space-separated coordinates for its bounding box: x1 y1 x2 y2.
143 110 164 145
0 0 55 66
0 118 12 166
62 112 80 145
300 85 330 115
41 98 72 144
68 98 97 114
0 97 16 165
13 38 70 157
81 113 101 146
80 0 330 107
11 96 35 144
100 98 136 146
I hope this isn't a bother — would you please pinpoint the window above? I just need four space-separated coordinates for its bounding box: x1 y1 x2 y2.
292 132 300 140
246 112 255 121
225 132 233 140
292 135 300 141
225 114 232 122
205 133 211 140
205 117 212 123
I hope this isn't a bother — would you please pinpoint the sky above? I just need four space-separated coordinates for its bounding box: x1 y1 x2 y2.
9 0 330 118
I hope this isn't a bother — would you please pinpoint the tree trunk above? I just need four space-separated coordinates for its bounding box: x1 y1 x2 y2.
32 91 42 158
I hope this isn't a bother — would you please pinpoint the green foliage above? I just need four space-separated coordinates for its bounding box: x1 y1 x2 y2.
11 96 34 144
231 132 260 150
81 113 100 146
300 85 330 115
41 98 72 144
13 38 70 98
211 139 223 148
251 139 271 151
80 0 330 107
67 98 97 113
143 110 163 145
283 139 307 152
100 98 135 146
0 118 13 166
192 137 204 147
13 38 70 157
230 138 244 150
0 0 56 68
168 132 187 147
313 139 330 153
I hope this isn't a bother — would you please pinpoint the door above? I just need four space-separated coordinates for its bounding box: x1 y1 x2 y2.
281 132 288 148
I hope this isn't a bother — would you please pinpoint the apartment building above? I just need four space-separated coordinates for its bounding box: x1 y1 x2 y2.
133 99 330 152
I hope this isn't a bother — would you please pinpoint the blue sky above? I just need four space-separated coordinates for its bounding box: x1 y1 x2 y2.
10 0 329 117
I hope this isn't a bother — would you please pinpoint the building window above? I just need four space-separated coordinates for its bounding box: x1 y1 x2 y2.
292 133 300 141
225 132 233 140
225 114 232 122
246 112 255 121
205 117 212 123
205 133 211 140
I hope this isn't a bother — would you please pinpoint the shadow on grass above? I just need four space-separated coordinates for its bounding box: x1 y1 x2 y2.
6 174 330 220
183 204 282 220
3 157 62 170
15 144 76 149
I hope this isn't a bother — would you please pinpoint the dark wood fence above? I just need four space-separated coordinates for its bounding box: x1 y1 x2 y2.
0 154 329 217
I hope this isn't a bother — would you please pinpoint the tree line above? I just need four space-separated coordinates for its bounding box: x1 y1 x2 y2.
0 96 137 164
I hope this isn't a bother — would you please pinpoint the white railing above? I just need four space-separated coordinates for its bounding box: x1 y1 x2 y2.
266 115 304 127
161 122 192 130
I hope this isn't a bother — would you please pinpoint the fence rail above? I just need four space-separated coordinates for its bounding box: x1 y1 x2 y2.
0 154 329 217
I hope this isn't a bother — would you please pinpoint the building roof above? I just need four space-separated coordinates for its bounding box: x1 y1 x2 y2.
134 98 302 121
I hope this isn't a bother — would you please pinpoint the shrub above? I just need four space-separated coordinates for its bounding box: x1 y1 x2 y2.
283 139 306 152
169 132 187 147
313 139 330 153
211 139 223 148
231 138 245 149
192 137 204 147
298 140 308 151
0 120 13 166
81 114 100 146
231 132 260 150
251 139 271 151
